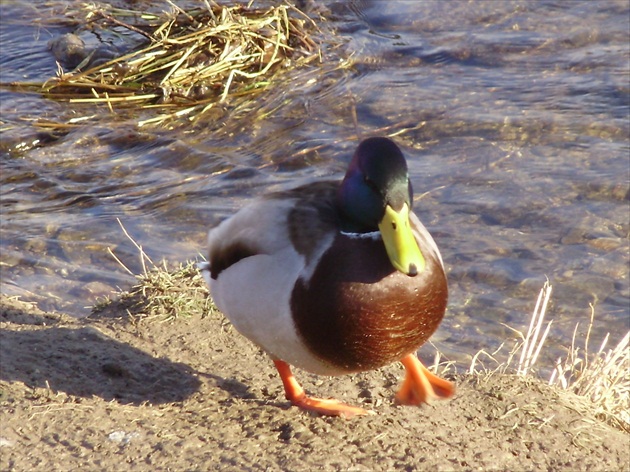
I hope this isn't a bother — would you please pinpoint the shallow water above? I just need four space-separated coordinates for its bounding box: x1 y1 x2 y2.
1 0 628 366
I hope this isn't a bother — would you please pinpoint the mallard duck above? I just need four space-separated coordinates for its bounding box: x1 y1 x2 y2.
199 137 453 417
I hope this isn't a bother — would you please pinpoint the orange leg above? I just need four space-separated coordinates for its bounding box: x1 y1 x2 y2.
395 353 454 405
273 360 373 418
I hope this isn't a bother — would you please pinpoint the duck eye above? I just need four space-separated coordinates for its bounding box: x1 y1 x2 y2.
363 176 379 193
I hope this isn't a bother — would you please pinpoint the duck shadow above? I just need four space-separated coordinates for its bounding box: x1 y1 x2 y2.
196 370 282 409
1 309 201 405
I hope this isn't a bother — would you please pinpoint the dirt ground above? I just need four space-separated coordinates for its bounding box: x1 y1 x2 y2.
1 293 628 472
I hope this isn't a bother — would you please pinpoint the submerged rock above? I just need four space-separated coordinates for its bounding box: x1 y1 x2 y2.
48 33 119 70
48 33 87 69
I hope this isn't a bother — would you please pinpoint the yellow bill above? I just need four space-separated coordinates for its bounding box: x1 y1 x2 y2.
378 203 425 276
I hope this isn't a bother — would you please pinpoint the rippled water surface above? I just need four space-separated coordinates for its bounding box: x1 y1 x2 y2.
1 0 629 365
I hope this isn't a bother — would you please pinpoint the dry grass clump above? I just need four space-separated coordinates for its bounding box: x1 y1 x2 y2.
549 308 629 432
41 1 325 125
120 259 214 322
95 220 215 321
469 282 629 432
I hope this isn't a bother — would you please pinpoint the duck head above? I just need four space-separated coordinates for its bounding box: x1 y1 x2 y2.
337 137 425 277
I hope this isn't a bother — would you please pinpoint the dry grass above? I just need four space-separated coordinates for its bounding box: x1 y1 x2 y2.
121 259 215 322
22 1 332 126
95 219 216 321
468 281 629 432
549 306 630 432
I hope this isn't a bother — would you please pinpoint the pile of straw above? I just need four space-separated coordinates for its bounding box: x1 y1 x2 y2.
43 1 323 125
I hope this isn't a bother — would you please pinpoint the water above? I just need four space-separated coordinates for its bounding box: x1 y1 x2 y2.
1 0 628 366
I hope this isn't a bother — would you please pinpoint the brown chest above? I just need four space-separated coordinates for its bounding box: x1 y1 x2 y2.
290 234 448 373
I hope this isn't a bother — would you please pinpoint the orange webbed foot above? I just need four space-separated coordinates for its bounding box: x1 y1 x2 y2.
395 353 454 405
273 360 374 418
290 393 374 418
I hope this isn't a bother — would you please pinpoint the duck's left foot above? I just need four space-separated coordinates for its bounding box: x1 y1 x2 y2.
395 353 454 405
273 360 374 418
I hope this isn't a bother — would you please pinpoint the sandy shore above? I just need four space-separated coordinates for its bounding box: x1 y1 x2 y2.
1 293 628 471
